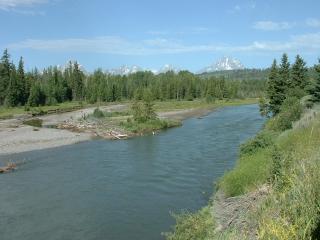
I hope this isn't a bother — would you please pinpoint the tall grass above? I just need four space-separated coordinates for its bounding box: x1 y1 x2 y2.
164 207 215 240
257 115 320 239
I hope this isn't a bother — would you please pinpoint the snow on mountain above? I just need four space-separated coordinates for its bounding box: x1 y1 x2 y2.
157 64 180 74
106 64 180 75
106 65 143 75
199 57 245 73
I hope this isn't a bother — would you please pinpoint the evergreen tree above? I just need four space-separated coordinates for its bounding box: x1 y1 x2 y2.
0 49 11 105
5 65 19 107
17 57 27 105
72 62 84 101
279 53 290 91
267 59 283 115
289 55 308 98
28 82 45 107
143 89 156 121
311 60 320 102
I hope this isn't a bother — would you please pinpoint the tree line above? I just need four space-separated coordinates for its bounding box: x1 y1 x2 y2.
0 49 266 108
261 53 320 116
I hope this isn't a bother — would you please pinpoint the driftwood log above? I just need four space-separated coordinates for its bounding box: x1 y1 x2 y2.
0 162 17 173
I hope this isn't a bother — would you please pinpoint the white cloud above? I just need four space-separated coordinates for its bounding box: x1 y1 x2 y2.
253 21 294 31
306 18 320 28
228 2 256 14
7 32 320 55
0 0 47 10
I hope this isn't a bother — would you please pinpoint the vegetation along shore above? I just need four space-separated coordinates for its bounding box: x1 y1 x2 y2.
166 54 320 240
0 48 260 156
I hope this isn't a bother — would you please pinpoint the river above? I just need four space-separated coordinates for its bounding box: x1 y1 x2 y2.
0 104 264 240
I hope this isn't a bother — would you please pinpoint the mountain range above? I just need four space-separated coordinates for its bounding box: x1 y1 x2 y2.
105 57 245 75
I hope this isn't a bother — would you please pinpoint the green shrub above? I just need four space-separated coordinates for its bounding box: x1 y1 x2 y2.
92 108 105 118
165 207 214 240
240 130 275 156
267 97 303 131
122 118 180 134
23 118 43 127
219 148 273 197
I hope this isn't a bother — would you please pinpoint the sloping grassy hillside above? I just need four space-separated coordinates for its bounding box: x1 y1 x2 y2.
166 102 320 240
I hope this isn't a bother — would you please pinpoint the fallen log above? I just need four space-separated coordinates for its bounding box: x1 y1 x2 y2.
0 162 17 174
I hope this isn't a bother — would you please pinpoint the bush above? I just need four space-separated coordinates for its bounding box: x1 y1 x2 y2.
23 118 43 128
165 207 214 240
122 118 180 134
92 108 104 118
219 148 273 197
267 97 303 131
240 130 275 156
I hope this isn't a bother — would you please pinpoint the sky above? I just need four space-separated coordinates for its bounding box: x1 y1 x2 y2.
0 0 320 72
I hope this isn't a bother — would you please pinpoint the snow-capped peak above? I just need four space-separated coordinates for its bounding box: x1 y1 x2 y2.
157 64 180 74
199 57 245 73
106 65 143 76
106 64 180 75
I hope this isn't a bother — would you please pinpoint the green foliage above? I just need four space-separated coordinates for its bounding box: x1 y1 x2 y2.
0 49 267 110
122 118 180 134
0 49 11 105
310 59 320 103
28 82 46 107
266 97 303 131
265 54 311 116
290 55 308 90
258 97 268 117
257 115 320 240
132 90 157 123
92 108 105 118
219 148 273 197
165 207 215 240
22 118 43 128
240 130 275 156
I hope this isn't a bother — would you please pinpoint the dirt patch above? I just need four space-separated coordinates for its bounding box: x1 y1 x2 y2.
213 184 270 239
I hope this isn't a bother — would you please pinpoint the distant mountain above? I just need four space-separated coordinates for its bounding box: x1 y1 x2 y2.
106 64 180 76
106 65 143 76
157 64 180 74
199 57 245 73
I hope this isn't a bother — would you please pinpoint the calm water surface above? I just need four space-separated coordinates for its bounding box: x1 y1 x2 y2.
0 104 264 240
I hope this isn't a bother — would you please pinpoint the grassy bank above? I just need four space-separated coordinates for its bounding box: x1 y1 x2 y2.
166 100 320 239
0 101 85 119
153 98 258 112
70 98 259 137
0 98 258 120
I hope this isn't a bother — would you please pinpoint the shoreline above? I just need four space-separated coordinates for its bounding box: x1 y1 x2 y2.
0 100 257 157
0 106 214 157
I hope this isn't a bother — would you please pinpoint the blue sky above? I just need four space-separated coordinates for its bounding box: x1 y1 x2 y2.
1 0 320 72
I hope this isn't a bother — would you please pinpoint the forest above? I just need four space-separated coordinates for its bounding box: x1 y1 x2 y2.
0 49 266 108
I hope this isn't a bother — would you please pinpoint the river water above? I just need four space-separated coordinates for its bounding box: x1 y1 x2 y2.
0 104 264 240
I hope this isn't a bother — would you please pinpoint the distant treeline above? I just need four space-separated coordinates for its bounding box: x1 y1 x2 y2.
260 53 320 116
0 49 266 107
199 69 270 81
199 67 318 82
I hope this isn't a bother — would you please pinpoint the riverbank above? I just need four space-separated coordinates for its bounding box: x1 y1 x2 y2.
166 102 320 239
0 99 257 156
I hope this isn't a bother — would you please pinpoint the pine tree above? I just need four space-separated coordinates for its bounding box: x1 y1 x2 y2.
279 53 290 91
0 49 11 105
17 57 27 105
290 55 308 96
72 62 84 101
312 60 320 102
267 59 283 115
5 64 19 107
28 82 45 107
